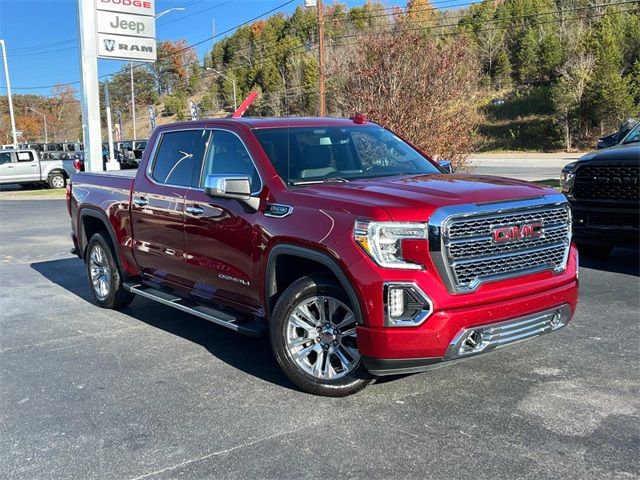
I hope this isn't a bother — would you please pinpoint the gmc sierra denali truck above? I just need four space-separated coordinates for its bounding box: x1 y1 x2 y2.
561 142 639 257
68 117 579 396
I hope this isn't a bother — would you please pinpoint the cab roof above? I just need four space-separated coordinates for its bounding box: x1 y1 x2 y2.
157 116 376 130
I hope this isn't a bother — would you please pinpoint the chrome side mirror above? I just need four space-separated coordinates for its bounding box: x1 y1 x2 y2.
438 160 454 174
204 174 259 211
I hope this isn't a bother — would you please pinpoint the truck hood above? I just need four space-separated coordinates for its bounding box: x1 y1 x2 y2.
295 174 558 220
578 143 640 163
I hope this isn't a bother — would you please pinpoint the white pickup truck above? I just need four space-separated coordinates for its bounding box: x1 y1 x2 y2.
0 148 76 189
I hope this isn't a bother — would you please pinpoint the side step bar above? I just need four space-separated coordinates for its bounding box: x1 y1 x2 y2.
123 283 267 337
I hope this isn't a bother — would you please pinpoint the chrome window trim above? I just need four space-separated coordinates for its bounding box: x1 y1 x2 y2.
145 127 263 196
428 194 572 294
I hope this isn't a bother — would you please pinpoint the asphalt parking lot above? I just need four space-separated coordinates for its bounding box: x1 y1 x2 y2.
1 199 638 480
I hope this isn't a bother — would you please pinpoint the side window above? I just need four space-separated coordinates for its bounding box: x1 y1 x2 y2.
0 152 12 165
199 130 259 191
16 151 34 162
151 130 210 187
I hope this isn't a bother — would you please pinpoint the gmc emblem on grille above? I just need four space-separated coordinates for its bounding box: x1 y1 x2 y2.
492 223 544 242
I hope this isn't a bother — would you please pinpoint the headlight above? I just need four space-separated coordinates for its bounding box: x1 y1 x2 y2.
354 220 428 269
560 162 577 192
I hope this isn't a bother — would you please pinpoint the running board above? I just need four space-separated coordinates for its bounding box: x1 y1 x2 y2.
123 283 267 337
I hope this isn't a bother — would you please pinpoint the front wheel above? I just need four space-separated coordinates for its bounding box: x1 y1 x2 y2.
270 275 372 397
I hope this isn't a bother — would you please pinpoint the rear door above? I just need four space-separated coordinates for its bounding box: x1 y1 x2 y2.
130 129 210 288
183 128 263 313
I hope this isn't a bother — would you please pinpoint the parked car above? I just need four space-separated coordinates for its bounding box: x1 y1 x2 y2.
0 148 75 188
596 118 638 149
68 117 579 396
119 140 148 168
561 141 639 256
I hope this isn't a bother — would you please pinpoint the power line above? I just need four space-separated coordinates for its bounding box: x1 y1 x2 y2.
2 0 296 91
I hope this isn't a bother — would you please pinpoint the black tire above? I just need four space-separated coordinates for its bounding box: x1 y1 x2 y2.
47 172 66 189
577 243 612 258
270 274 372 397
85 232 135 309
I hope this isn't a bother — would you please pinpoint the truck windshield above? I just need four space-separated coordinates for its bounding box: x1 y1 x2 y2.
253 126 441 185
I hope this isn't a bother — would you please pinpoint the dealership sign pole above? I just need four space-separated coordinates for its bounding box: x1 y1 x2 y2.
77 0 156 172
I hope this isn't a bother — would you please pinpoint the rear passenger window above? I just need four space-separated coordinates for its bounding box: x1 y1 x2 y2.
17 151 34 162
151 130 210 187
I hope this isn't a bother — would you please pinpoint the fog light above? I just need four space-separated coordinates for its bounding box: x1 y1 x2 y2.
388 287 405 318
550 312 561 328
383 283 433 327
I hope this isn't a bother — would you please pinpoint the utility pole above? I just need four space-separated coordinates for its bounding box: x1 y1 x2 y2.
317 0 326 117
104 82 119 170
130 61 136 141
0 40 18 148
27 107 48 144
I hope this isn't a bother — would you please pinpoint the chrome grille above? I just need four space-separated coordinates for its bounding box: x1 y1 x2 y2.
429 196 572 293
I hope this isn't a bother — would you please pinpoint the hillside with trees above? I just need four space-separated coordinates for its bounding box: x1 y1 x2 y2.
1 0 638 163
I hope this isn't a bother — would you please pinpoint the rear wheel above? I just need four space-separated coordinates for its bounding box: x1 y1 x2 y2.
270 275 372 397
47 172 66 189
85 232 134 309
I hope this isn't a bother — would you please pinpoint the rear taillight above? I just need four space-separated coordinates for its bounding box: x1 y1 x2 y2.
73 160 83 171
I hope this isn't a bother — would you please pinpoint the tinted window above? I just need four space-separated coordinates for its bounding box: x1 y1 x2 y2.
253 126 440 185
151 130 210 187
0 152 11 165
198 130 259 191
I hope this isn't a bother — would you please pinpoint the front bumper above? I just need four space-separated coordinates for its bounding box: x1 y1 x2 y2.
358 279 578 376
571 203 639 247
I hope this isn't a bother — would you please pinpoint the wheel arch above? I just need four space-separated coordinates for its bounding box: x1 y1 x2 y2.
265 244 364 325
78 208 121 271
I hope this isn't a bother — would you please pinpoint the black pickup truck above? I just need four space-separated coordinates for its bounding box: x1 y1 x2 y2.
561 142 639 256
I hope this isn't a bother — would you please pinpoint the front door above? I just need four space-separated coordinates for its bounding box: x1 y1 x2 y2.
13 151 40 182
130 129 210 289
0 151 15 183
183 129 263 314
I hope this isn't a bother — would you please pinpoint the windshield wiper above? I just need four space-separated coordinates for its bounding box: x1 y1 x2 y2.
291 177 351 186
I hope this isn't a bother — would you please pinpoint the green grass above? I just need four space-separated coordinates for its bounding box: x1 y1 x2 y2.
531 178 561 189
0 188 66 199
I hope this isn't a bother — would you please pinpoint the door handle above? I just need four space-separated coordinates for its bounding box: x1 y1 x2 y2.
133 196 148 207
186 205 204 216
6 165 14 169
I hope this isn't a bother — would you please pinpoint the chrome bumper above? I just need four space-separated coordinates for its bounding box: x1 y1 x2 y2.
444 304 572 360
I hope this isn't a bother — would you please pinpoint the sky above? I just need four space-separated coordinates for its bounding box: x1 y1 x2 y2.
0 0 471 98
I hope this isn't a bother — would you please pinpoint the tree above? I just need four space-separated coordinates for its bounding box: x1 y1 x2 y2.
334 28 480 169
586 12 637 132
552 52 595 150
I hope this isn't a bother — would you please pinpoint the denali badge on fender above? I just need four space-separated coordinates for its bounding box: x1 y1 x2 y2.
492 222 544 242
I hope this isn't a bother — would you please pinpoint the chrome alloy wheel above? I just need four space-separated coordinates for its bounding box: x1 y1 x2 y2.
285 295 360 380
89 245 111 300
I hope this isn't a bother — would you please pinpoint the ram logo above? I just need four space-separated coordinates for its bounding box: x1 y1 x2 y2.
103 39 116 52
492 223 544 243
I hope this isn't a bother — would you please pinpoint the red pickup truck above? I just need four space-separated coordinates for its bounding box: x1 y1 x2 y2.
68 117 579 396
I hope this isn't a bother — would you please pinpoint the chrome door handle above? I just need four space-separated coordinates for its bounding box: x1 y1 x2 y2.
133 196 148 207
186 205 204 216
